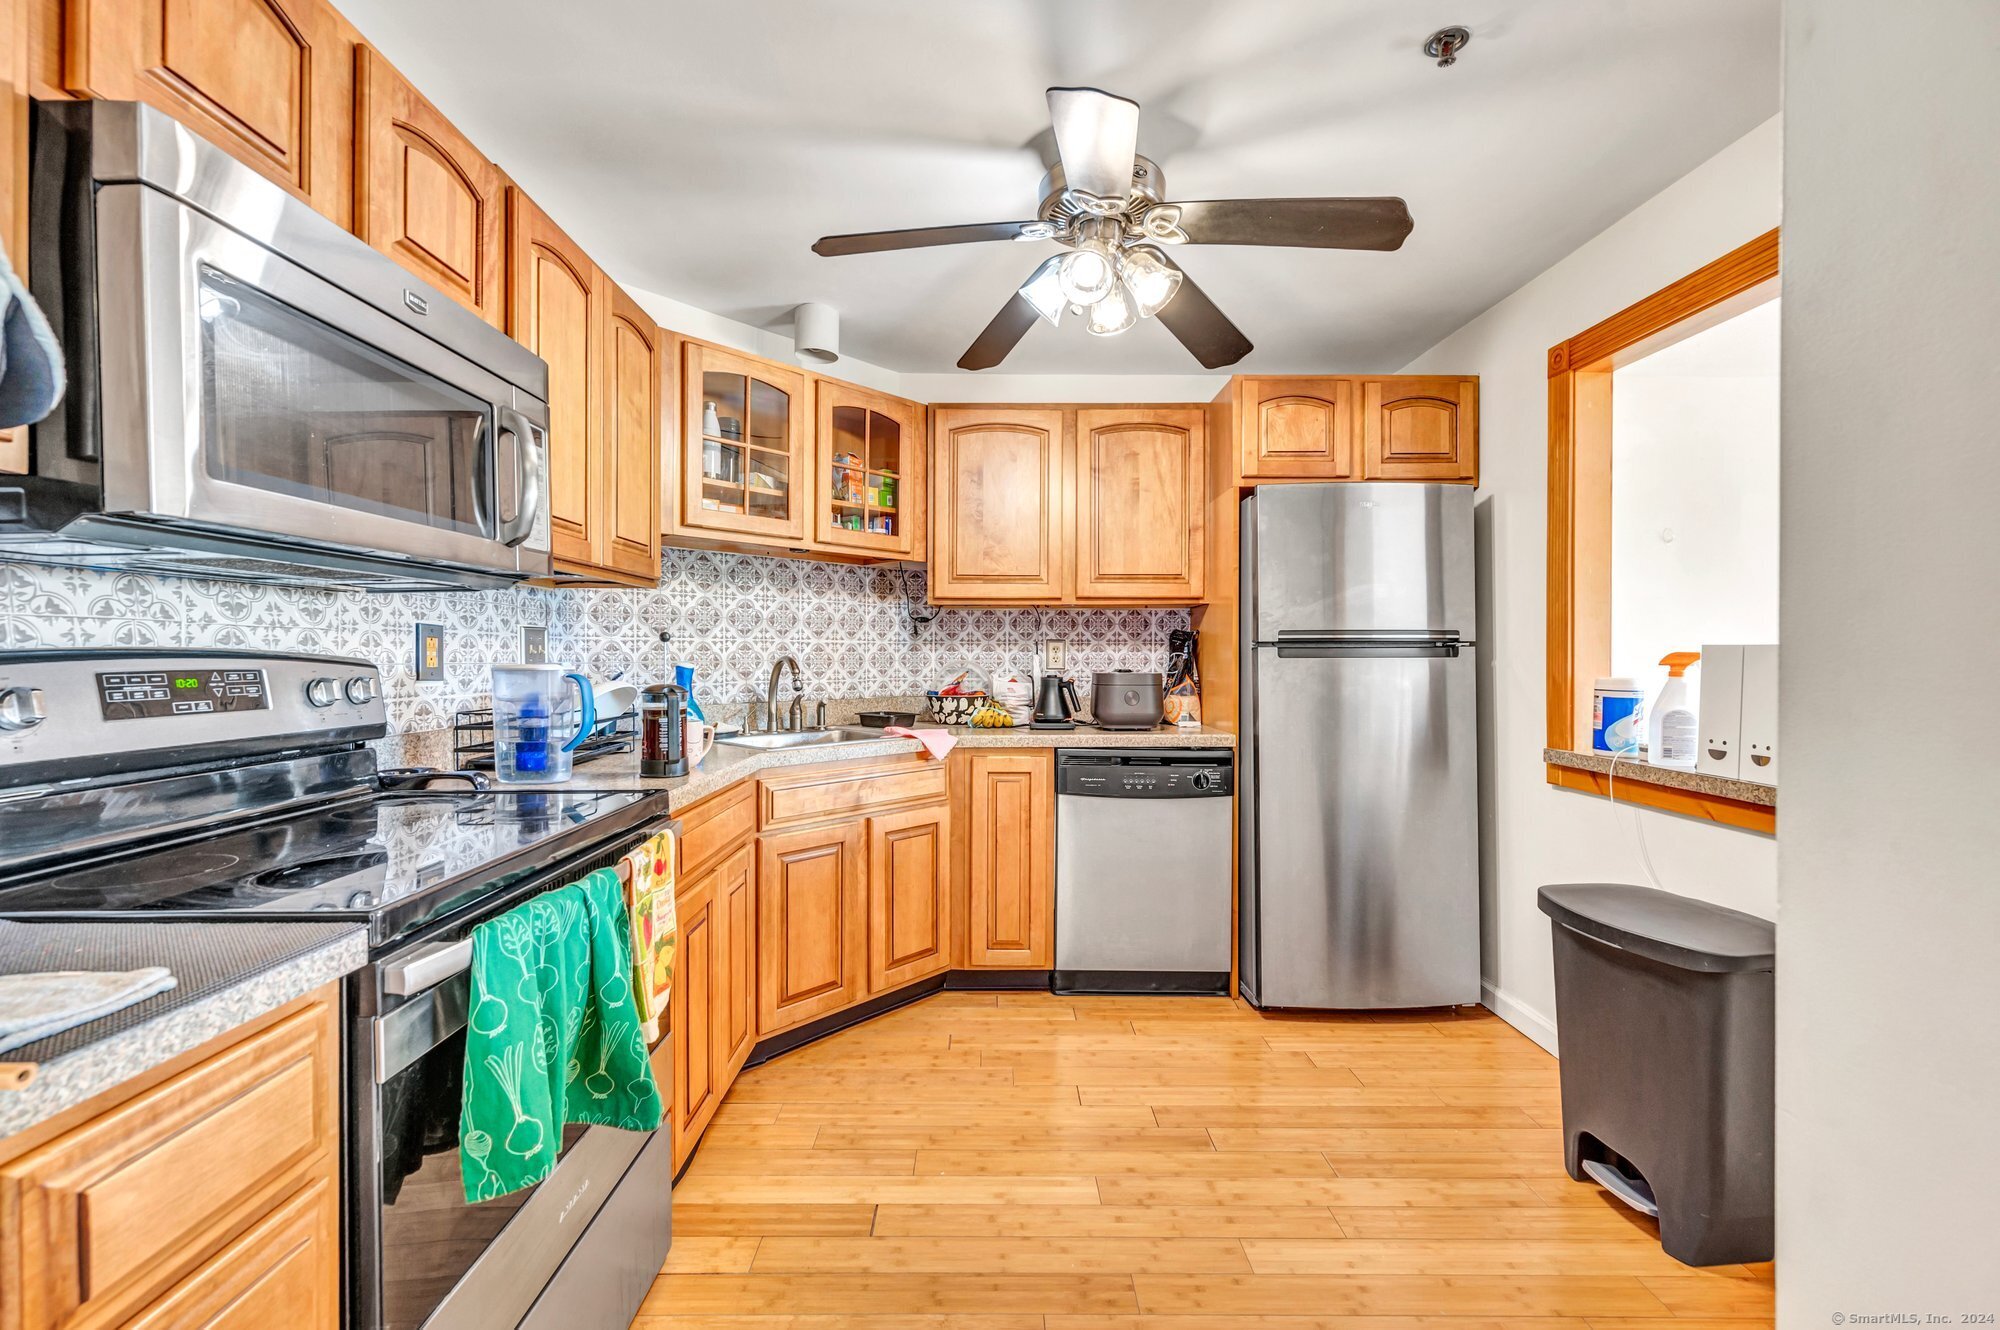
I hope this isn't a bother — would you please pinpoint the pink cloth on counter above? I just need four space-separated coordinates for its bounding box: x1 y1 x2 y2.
884 726 957 760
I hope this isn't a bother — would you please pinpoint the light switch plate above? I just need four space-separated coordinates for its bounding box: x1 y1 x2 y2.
521 625 549 664
1044 639 1067 671
414 622 444 681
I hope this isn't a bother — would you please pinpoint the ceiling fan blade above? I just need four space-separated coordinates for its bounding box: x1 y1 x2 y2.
957 293 1042 370
1153 257 1253 369
1047 86 1140 199
1173 197 1414 251
813 220 1045 257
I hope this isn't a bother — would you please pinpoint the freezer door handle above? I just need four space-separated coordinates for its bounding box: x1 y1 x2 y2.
1274 643 1461 659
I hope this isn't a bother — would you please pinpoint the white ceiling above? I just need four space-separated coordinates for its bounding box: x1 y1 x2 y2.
338 0 1779 376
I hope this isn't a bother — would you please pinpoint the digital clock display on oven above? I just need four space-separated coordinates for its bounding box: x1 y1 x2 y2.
96 669 270 720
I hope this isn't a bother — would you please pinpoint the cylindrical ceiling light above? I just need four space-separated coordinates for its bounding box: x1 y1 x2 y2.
794 302 840 363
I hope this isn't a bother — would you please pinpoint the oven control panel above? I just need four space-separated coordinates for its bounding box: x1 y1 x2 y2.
96 668 270 720
0 651 386 785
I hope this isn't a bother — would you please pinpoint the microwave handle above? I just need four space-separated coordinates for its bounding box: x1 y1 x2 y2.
496 407 545 548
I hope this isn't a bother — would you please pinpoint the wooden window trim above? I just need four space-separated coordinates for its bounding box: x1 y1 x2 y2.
1546 228 1779 835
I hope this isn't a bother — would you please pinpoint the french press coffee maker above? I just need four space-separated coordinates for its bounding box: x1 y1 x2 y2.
639 682 690 777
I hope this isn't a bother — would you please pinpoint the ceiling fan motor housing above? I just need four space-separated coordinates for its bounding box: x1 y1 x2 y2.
1036 156 1167 240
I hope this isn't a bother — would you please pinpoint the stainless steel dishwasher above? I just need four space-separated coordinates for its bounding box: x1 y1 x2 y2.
1054 749 1236 994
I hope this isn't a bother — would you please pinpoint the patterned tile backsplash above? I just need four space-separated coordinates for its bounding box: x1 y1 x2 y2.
0 549 1188 737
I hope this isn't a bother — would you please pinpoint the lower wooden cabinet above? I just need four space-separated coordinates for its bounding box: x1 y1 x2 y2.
669 873 721 1167
961 751 1055 969
756 820 868 1036
867 802 952 993
715 842 758 1081
0 987 340 1330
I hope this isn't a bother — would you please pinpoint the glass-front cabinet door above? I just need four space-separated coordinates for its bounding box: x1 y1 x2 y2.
681 342 809 540
815 381 923 558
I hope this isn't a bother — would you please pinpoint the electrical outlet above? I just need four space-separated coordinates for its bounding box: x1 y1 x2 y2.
1044 639 1067 671
414 622 444 681
521 625 549 664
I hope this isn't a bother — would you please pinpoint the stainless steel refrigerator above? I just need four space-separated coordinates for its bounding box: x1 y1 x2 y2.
1238 482 1479 1009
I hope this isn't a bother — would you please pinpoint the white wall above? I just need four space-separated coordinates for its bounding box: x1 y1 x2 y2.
1399 116 1782 1050
1777 3 2000 1317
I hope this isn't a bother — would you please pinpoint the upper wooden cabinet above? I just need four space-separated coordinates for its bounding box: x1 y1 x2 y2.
678 341 810 544
1219 374 1478 486
1074 407 1204 602
1361 376 1478 481
929 405 1205 605
599 282 664 582
506 188 660 586
354 45 505 326
816 380 924 560
507 189 598 569
1239 377 1355 480
64 0 355 225
928 407 1067 602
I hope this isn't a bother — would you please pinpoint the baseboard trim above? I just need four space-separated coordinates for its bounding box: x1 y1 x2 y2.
746 976 947 1067
1482 979 1559 1055
944 968 1053 991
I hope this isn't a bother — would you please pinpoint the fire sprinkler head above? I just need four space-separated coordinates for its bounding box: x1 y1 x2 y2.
1424 26 1472 68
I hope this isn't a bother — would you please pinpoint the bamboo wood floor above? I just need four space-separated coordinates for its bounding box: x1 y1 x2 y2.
636 991 1774 1330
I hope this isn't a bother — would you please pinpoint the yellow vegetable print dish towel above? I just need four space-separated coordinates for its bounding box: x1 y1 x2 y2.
622 831 676 1027
459 868 663 1201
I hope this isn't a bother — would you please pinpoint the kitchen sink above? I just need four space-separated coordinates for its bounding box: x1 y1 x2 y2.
715 726 888 751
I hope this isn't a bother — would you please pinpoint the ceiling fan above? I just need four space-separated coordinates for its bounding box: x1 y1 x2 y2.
811 87 1414 371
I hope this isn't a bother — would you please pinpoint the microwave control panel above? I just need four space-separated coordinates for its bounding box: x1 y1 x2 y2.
96 668 270 720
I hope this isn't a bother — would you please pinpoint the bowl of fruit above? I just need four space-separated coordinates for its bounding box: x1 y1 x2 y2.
926 674 988 726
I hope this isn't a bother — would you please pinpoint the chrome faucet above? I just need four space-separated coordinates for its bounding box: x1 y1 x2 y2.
766 654 804 732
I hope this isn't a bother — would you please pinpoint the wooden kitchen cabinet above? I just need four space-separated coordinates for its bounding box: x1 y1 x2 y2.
1073 407 1205 602
507 188 661 585
0 987 340 1330
928 407 1066 602
354 45 506 326
678 341 810 543
669 871 721 1168
756 819 868 1036
63 0 356 226
507 188 598 569
714 840 758 1081
816 380 924 559
1239 376 1355 479
866 802 951 993
1361 376 1478 481
961 751 1054 969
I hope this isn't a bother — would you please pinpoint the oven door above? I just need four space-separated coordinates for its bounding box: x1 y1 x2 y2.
92 182 550 578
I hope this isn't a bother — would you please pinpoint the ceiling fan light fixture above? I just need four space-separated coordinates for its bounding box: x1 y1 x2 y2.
1056 242 1117 306
1085 281 1137 337
1017 255 1068 327
1119 244 1182 318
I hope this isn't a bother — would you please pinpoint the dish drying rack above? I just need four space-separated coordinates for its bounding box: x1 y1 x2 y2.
450 707 639 771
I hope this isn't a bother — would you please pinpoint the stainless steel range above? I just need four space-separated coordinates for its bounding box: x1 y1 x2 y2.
0 650 674 1330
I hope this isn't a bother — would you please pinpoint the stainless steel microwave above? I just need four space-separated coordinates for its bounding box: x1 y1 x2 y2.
4 100 551 590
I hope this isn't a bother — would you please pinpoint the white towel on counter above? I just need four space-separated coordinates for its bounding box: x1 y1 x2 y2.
0 967 177 1053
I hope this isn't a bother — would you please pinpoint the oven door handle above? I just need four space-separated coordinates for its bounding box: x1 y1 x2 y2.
382 938 473 995
374 968 470 1084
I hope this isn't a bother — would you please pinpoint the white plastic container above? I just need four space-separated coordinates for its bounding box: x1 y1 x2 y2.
1591 678 1646 754
1740 645 1778 785
1647 652 1701 770
1697 645 1745 779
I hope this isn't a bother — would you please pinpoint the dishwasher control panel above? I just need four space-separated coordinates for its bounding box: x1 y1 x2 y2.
1056 750 1234 798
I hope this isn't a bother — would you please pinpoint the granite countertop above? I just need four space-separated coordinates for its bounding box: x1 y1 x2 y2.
458 723 1237 803
0 921 368 1137
1544 746 1777 808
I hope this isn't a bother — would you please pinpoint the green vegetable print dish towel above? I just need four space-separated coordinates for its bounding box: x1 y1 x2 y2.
459 867 663 1200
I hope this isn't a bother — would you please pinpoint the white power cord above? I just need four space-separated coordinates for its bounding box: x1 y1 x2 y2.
1605 742 1670 893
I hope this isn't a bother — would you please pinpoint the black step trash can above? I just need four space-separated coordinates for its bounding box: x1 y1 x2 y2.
1537 883 1775 1266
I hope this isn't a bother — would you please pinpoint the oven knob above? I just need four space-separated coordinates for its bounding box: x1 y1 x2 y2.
344 675 378 706
0 686 47 731
305 677 339 708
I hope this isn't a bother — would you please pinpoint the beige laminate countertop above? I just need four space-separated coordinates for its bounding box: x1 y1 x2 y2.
485 724 1236 804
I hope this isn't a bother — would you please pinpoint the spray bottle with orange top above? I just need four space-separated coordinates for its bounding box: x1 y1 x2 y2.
1647 652 1701 769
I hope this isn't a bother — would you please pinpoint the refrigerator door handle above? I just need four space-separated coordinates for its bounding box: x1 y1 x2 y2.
1274 643 1462 659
